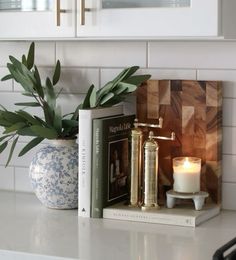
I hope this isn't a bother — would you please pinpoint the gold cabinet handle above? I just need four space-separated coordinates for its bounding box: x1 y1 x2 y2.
56 0 66 27
80 0 90 26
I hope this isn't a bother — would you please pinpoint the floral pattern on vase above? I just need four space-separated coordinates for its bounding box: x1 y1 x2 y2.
29 139 78 209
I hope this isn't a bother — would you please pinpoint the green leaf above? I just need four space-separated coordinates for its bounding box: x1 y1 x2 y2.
30 125 58 139
124 74 151 86
22 92 34 97
62 119 78 128
100 92 115 105
0 141 8 154
1 74 13 81
33 66 44 98
18 137 44 157
117 82 137 93
0 104 7 111
14 102 40 107
53 106 62 134
9 56 24 74
53 60 61 85
1 111 25 124
71 104 80 120
22 54 27 66
17 127 38 136
16 110 41 126
34 116 48 127
6 137 19 167
45 77 56 110
81 84 96 109
0 119 12 127
96 81 113 100
3 122 26 134
26 42 35 70
0 134 12 143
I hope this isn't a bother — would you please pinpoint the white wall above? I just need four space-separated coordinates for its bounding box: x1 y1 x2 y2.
0 40 235 210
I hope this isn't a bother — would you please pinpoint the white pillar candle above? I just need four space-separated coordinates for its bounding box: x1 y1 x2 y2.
173 157 201 193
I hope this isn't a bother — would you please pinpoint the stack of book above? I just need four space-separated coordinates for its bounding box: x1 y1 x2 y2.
78 105 135 218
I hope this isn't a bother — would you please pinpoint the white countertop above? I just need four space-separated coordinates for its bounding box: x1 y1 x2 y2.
0 191 236 260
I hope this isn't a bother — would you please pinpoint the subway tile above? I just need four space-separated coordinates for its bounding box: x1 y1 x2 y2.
0 68 13 91
15 167 33 193
222 155 236 183
222 127 236 155
222 182 236 210
56 41 146 67
0 42 55 66
148 42 236 69
223 82 236 98
223 98 236 127
100 68 196 87
0 166 14 191
58 68 99 94
197 69 236 81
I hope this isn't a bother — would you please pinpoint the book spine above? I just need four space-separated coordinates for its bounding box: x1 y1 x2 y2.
78 111 92 217
91 120 103 218
103 209 195 227
78 106 123 218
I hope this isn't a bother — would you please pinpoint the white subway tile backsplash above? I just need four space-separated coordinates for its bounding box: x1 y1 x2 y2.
0 42 55 66
0 166 14 191
58 68 99 94
56 42 146 67
222 155 236 183
223 98 236 126
0 68 13 91
15 167 33 193
148 42 236 69
223 127 236 155
222 182 236 210
197 69 236 81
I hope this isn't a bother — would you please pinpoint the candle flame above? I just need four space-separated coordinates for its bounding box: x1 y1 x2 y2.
183 157 191 168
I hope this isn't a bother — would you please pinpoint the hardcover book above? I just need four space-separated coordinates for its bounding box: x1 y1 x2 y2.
103 203 220 227
91 114 135 218
78 105 123 218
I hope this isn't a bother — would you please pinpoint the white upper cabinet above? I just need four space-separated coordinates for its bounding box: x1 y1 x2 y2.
0 0 76 38
76 0 236 39
0 0 236 39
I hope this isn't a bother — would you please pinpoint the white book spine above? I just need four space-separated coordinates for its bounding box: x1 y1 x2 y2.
78 106 123 217
103 209 195 227
103 205 220 227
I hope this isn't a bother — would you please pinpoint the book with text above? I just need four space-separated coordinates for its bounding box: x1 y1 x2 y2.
91 114 135 218
78 105 123 217
103 203 220 227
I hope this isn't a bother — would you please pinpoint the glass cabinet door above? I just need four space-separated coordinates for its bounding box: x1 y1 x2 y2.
0 0 52 11
77 0 219 38
102 0 190 9
0 0 75 38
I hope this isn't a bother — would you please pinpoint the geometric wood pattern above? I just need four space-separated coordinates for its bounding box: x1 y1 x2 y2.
136 80 222 205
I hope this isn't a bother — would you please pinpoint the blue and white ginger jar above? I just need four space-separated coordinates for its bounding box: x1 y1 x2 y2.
29 139 78 209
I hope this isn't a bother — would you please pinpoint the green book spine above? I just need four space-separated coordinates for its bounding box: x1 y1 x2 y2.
91 114 135 218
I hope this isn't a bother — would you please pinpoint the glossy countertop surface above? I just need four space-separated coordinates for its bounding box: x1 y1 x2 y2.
0 191 236 260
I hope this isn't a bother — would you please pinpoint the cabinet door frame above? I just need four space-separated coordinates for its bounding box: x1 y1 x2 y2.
0 0 76 39
77 0 220 38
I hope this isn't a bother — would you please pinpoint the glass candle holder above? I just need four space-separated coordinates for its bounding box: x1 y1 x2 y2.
173 157 201 193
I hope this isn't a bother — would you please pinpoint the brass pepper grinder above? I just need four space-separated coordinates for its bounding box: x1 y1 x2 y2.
130 119 143 206
141 131 160 210
129 118 163 207
141 131 175 211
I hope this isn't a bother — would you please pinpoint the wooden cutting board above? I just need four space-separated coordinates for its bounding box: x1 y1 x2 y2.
136 80 222 204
